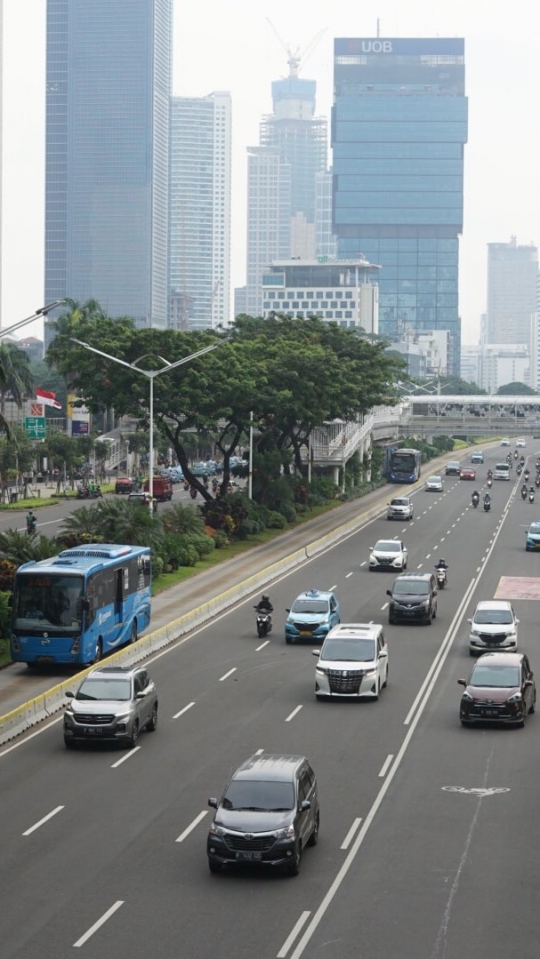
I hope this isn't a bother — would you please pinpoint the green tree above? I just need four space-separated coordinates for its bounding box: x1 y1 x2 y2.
0 529 60 567
0 343 34 436
496 382 537 395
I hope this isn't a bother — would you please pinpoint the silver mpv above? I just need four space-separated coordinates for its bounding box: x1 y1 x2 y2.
63 665 158 749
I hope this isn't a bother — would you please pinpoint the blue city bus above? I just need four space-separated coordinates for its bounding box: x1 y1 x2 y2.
10 544 151 666
388 448 422 483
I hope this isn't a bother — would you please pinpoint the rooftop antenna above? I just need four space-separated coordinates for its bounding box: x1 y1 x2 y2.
266 19 327 78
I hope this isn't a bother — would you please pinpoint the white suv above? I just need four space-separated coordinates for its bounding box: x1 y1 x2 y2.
314 624 388 700
386 496 413 521
369 539 408 571
468 600 519 656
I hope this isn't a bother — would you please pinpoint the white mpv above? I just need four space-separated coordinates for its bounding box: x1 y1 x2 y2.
314 624 388 700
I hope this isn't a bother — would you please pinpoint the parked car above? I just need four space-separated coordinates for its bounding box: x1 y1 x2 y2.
386 496 413 521
314 623 388 700
369 539 408 571
386 573 438 625
63 665 158 748
468 600 519 656
458 652 535 727
285 589 340 644
207 753 319 876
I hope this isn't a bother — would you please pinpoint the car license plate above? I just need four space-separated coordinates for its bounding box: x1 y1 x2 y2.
236 851 262 861
487 642 500 648
299 630 311 636
483 709 496 717
36 655 54 663
84 727 103 735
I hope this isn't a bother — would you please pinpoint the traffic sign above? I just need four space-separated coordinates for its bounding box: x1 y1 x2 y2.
24 416 46 439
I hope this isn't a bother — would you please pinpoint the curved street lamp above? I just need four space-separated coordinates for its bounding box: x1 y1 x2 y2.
70 338 226 510
0 300 66 340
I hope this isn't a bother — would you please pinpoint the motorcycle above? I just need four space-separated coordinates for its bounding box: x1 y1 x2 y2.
515 450 519 460
524 470 530 482
471 494 479 509
522 486 528 500
26 520 37 536
76 486 103 499
529 491 535 504
435 567 447 589
483 498 491 512
254 606 272 638
535 476 540 489
486 477 492 488
516 466 523 477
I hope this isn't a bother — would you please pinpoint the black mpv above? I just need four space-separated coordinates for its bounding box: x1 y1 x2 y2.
207 753 319 876
387 572 438 625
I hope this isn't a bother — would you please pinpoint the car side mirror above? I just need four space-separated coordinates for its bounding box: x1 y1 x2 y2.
312 649 320 657
136 690 145 699
515 619 520 624
299 800 311 813
457 679 466 686
524 680 533 688
285 608 290 613
467 618 472 624
65 690 74 698
386 590 392 597
379 650 388 657
208 798 218 809
433 590 437 596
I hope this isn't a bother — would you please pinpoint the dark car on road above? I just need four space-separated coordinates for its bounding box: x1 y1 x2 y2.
458 652 535 727
207 753 319 876
386 573 438 625
445 461 461 476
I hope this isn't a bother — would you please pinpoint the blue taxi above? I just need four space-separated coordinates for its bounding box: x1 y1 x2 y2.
526 522 540 551
285 589 341 644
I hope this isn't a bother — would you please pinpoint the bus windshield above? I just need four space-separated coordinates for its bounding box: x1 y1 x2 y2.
391 452 417 473
13 574 84 632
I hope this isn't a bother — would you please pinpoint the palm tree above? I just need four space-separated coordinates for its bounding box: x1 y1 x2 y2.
161 502 204 536
59 505 103 540
0 343 34 436
95 499 162 549
0 529 60 566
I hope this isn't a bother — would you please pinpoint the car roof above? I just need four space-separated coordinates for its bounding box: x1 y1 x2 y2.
374 539 402 547
86 666 138 677
326 623 381 640
474 600 512 611
233 753 308 782
393 573 433 582
528 522 540 529
472 652 524 668
427 475 442 480
295 589 335 601
390 496 410 502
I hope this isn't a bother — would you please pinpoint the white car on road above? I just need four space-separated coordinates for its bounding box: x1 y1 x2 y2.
314 623 388 700
425 475 443 492
369 539 408 571
468 600 519 656
386 496 413 521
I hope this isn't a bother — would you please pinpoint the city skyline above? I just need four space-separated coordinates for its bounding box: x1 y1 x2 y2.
2 0 540 344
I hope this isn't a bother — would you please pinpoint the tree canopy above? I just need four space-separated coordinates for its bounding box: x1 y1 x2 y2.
496 381 537 395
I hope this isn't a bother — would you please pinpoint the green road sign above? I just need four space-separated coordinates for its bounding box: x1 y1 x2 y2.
25 416 46 439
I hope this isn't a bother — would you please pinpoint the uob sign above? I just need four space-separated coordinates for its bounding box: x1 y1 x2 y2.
360 40 392 53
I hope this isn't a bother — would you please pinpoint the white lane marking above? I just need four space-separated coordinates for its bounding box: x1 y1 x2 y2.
256 639 270 651
452 524 456 528
345 572 354 578
173 701 195 719
73 901 124 948
378 755 393 778
381 602 388 610
22 805 64 836
254 748 264 755
440 537 445 542
447 530 451 534
111 747 141 768
0 714 63 759
360 561 367 567
219 667 237 682
175 810 208 843
328 584 337 591
341 817 362 851
477 566 481 572
426 553 431 559
417 564 423 569
401 528 407 533
285 705 303 723
277 912 312 959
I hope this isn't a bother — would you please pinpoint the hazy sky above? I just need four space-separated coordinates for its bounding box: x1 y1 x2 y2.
3 0 540 345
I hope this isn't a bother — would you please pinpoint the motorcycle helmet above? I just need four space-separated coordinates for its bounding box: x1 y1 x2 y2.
261 594 270 602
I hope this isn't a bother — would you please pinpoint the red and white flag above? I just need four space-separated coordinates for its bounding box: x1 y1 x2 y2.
36 387 62 410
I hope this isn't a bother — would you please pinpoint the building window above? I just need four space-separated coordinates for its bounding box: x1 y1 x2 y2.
292 302 299 309
316 291 323 298
344 310 353 319
335 311 343 319
345 291 353 299
307 291 314 298
301 301 310 309
277 291 285 299
331 301 338 309
325 311 333 319
335 291 343 299
283 302 290 309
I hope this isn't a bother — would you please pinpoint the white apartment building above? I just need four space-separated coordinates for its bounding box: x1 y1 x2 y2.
480 344 529 393
169 92 231 329
486 239 538 345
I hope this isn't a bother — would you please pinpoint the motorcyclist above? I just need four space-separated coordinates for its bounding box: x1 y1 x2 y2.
434 558 449 583
529 486 535 501
471 490 480 506
26 510 37 533
522 483 528 499
487 469 493 480
484 492 491 506
256 594 273 614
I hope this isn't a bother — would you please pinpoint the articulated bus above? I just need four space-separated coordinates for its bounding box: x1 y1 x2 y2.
387 447 422 484
10 544 151 667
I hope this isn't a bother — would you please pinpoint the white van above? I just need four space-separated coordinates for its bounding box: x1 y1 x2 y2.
493 463 511 480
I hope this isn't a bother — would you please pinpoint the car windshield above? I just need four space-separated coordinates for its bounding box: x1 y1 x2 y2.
76 678 132 701
374 541 401 552
221 780 295 811
474 609 513 625
470 665 520 688
528 525 540 533
390 498 408 506
427 477 441 483
448 462 459 468
291 599 329 614
393 581 429 596
321 638 376 662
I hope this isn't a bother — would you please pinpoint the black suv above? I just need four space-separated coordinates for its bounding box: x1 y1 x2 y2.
207 753 319 876
386 573 438 625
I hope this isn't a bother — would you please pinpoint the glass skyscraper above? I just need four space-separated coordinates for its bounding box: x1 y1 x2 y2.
45 0 172 331
169 93 232 331
332 38 467 373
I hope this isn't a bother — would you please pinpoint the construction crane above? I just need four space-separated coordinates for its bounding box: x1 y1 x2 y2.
266 19 327 78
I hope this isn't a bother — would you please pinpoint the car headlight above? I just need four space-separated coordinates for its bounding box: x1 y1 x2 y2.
507 692 523 703
461 691 473 702
114 712 132 722
363 669 377 678
274 824 295 839
209 822 227 837
315 667 328 676
421 599 430 607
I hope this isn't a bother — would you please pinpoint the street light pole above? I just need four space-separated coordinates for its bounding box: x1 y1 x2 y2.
71 338 227 511
0 300 66 340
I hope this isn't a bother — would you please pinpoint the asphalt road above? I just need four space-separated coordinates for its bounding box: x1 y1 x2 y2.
1 444 540 958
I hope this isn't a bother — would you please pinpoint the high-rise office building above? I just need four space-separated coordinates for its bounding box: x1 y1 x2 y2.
45 0 172 334
486 238 538 345
332 37 468 374
169 92 231 330
315 171 337 258
246 73 327 317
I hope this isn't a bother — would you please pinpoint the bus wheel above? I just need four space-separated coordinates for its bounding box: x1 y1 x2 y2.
93 639 102 664
130 621 137 645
